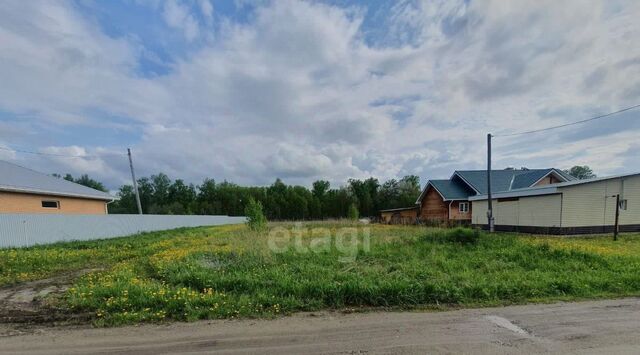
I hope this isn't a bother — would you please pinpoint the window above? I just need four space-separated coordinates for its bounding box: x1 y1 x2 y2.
619 199 628 211
459 202 469 213
41 200 60 209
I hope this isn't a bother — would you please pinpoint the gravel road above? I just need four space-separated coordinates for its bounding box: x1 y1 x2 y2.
1 298 639 354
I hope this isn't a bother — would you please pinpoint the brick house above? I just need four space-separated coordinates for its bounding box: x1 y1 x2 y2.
0 160 115 214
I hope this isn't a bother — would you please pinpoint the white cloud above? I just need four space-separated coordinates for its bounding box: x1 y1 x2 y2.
199 0 213 20
1 0 639 189
163 0 201 41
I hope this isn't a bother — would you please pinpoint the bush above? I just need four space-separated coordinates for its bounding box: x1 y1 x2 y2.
435 227 480 245
419 218 446 228
347 204 359 220
245 198 267 231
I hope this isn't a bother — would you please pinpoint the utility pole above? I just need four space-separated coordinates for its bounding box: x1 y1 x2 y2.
487 133 494 232
127 148 143 215
614 194 620 241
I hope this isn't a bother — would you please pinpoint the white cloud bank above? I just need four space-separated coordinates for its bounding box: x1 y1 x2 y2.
0 0 639 189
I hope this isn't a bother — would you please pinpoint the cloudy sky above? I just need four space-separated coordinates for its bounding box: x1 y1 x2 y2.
1 0 639 190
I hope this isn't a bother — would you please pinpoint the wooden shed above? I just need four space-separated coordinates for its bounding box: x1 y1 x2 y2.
380 207 418 224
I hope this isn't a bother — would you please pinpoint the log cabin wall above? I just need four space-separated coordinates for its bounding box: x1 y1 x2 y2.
418 188 448 221
380 208 418 224
392 209 418 224
448 200 472 220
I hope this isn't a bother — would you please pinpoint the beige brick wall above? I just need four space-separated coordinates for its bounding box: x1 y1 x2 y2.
0 191 108 214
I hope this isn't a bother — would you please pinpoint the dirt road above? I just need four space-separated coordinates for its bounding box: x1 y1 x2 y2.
1 298 639 354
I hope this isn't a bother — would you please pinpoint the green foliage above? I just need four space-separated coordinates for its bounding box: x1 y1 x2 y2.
53 173 108 192
347 203 359 220
3 224 640 326
565 165 596 180
311 180 330 198
245 198 267 231
379 175 421 210
110 174 419 219
430 227 480 245
348 177 379 217
47 169 421 220
98 168 421 219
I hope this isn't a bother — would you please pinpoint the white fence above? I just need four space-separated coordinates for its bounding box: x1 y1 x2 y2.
0 214 247 248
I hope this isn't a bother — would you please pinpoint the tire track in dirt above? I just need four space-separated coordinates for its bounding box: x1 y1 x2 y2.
0 269 98 333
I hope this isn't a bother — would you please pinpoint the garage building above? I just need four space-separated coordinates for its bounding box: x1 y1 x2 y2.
470 172 640 234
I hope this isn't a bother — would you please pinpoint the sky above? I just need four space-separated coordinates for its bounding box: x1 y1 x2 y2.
1 0 639 191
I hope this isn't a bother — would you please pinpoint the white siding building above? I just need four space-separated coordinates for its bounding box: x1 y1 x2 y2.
470 173 640 234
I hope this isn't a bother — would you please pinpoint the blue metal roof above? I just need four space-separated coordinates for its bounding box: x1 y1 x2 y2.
0 160 114 200
429 179 474 200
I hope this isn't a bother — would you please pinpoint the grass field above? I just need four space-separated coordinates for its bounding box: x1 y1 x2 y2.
1 222 640 326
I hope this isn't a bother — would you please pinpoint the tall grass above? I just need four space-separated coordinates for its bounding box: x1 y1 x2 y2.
3 223 640 326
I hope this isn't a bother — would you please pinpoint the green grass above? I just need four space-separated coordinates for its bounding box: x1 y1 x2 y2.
1 222 640 326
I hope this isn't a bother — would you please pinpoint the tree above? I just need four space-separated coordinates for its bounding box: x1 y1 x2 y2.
52 173 108 192
378 175 420 210
196 178 218 214
312 180 330 198
323 187 353 218
108 185 137 214
107 172 420 220
136 177 154 214
168 179 196 213
348 177 379 217
245 197 267 231
348 203 359 220
74 174 108 192
565 165 596 180
151 173 171 206
397 175 420 207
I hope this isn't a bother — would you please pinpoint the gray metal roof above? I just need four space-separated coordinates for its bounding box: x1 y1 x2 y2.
469 172 640 201
453 168 573 194
0 160 115 201
428 179 475 201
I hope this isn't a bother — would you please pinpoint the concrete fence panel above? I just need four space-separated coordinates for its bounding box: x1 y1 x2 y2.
0 214 246 248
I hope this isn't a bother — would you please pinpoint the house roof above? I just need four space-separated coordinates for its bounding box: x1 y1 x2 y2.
379 206 419 213
415 168 574 204
428 179 475 201
469 172 640 201
453 168 573 194
0 160 115 201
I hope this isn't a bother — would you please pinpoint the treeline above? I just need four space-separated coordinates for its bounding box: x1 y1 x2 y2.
105 173 421 219
59 165 593 219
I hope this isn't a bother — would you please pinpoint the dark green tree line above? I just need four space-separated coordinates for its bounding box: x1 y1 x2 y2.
107 173 421 219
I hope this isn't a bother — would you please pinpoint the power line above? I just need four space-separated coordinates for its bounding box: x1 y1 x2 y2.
493 103 640 138
0 146 125 159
